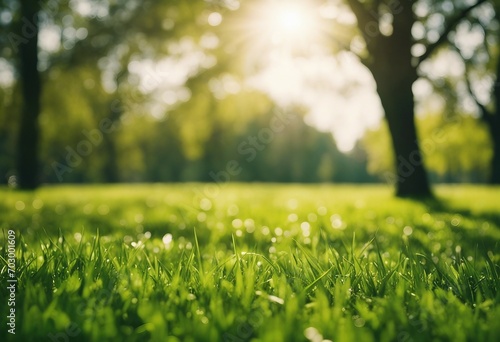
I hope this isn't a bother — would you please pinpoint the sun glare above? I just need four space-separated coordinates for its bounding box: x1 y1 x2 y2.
276 7 305 35
232 1 382 152
242 1 323 51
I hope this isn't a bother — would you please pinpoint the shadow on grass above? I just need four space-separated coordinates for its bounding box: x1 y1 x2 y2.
408 196 500 256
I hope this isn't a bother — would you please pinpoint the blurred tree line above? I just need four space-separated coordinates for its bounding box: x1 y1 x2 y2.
0 0 497 188
0 0 374 185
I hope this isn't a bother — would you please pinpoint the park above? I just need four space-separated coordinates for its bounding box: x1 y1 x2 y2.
1 0 499 341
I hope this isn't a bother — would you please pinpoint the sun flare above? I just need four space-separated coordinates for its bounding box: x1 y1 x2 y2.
276 7 306 35
242 0 324 51
229 0 381 152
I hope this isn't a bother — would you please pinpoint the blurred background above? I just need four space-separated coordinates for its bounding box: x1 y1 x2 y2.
0 0 498 188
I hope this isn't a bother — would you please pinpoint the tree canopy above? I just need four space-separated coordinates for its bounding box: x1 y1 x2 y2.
0 0 496 190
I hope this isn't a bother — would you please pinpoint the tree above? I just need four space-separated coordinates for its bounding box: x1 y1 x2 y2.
483 56 500 183
362 112 492 183
2 0 208 186
452 0 500 184
344 0 487 196
15 0 41 189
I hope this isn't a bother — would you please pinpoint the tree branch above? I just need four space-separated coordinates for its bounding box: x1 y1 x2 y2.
345 0 380 44
417 0 488 66
372 0 382 17
330 33 371 68
452 45 493 124
465 72 493 125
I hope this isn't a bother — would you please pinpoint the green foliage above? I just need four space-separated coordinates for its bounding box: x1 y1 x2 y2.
0 184 499 341
1 0 495 186
363 113 492 182
0 0 380 185
421 114 492 182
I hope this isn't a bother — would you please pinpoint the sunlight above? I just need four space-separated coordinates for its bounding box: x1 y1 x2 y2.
242 0 324 51
236 1 382 152
248 51 383 152
275 6 306 36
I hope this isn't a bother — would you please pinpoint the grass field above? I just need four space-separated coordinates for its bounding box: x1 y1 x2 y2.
1 184 499 341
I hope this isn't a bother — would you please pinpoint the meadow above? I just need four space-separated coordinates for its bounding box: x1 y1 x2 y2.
0 184 499 341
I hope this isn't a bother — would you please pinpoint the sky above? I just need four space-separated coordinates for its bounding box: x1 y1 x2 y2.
248 51 384 152
240 0 383 152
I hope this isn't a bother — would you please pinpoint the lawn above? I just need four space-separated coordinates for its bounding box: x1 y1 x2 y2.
1 184 499 341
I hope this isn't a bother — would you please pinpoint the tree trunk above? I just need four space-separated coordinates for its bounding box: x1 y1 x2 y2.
102 101 122 183
369 38 432 197
346 0 433 197
17 1 41 189
376 78 432 197
490 47 500 184
102 134 119 183
487 116 500 184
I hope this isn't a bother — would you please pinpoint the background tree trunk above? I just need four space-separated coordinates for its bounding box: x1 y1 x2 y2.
17 0 41 189
461 34 500 184
489 119 500 184
490 51 500 184
102 101 122 183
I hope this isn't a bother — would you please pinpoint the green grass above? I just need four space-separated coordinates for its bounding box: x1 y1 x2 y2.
1 184 499 341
